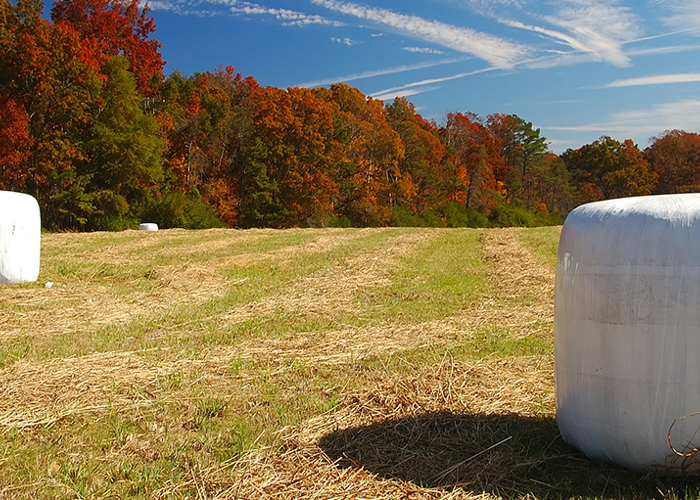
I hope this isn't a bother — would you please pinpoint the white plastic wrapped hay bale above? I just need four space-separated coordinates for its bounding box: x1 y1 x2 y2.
555 193 700 473
139 223 158 232
0 190 41 284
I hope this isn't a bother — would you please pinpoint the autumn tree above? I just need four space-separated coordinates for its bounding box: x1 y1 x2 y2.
51 0 164 96
529 153 572 214
327 83 404 226
487 114 548 205
442 112 501 211
158 66 261 226
563 136 657 203
81 56 166 230
0 96 33 189
386 97 446 212
487 113 520 186
645 130 700 194
0 0 105 227
239 85 342 227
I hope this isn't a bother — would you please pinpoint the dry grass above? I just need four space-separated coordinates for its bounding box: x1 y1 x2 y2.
0 227 697 499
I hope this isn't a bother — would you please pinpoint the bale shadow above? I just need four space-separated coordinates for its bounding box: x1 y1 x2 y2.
318 412 700 499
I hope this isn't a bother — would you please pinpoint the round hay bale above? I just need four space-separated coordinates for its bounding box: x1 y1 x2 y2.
555 194 700 473
139 223 158 232
0 190 41 284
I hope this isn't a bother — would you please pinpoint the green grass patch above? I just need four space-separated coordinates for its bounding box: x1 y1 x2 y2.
353 229 486 323
517 226 562 270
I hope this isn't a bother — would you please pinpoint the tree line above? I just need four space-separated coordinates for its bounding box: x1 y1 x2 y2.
1 0 699 230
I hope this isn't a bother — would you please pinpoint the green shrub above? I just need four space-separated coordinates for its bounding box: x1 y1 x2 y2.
388 202 491 228
324 214 353 228
89 214 138 231
435 201 489 228
87 192 138 231
142 191 226 229
488 204 536 227
390 206 426 227
488 204 564 227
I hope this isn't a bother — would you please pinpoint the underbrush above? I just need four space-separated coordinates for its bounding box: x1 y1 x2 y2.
389 201 564 228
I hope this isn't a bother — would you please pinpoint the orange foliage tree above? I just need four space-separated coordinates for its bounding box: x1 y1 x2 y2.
386 97 447 212
563 136 657 203
325 84 405 226
243 85 342 227
646 130 700 194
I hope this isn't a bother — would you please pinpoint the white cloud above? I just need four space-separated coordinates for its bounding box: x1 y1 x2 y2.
331 37 356 46
497 0 642 67
525 51 602 70
371 67 495 97
372 86 442 101
229 1 344 26
144 0 215 16
309 0 530 69
607 72 700 88
403 47 444 54
654 0 700 35
370 67 495 101
625 44 700 56
298 57 467 87
147 0 344 26
550 100 700 138
462 0 527 14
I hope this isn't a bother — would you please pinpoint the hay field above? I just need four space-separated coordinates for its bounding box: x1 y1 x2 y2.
0 227 695 499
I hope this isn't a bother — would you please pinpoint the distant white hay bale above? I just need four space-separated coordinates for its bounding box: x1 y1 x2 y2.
555 193 700 473
139 223 158 232
0 191 41 284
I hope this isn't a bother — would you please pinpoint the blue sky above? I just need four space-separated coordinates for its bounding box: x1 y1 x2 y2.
144 0 700 153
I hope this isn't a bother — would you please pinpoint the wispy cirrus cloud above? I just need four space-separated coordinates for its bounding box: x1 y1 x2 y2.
147 0 344 26
654 0 700 35
495 0 642 67
309 0 530 69
370 67 496 100
607 72 700 87
625 44 700 56
544 0 641 66
403 47 444 55
550 99 700 137
372 86 442 101
298 57 467 87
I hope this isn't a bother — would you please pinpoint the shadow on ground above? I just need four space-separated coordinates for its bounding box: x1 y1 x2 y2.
318 412 700 499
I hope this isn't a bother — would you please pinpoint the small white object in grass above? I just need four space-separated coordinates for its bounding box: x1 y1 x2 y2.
0 191 41 284
44 281 53 289
139 223 158 232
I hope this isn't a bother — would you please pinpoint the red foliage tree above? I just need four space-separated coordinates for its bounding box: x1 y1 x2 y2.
0 95 33 189
51 0 164 96
443 112 501 211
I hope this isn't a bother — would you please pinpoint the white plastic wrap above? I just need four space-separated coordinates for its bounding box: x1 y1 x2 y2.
139 223 158 232
0 191 41 284
556 194 700 473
